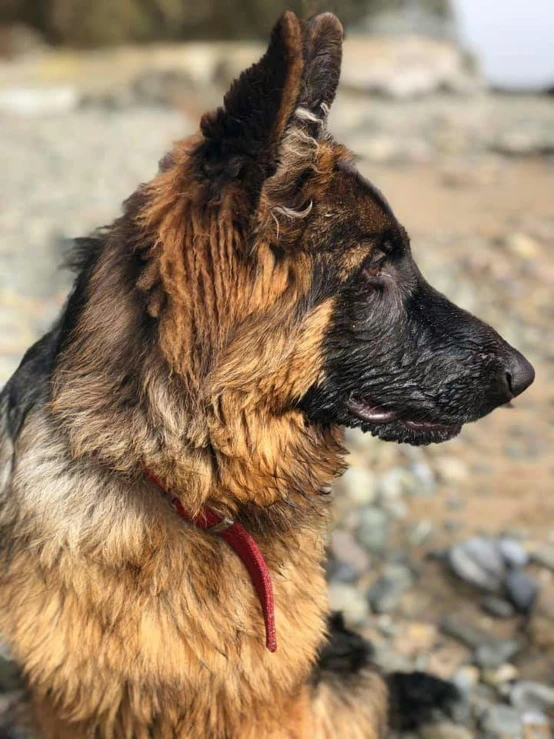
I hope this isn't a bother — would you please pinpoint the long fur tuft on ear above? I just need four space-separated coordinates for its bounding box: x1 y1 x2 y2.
199 11 304 186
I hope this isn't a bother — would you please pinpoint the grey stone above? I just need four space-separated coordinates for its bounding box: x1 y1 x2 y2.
505 570 538 614
499 538 529 569
409 461 437 496
325 558 359 584
448 537 505 593
441 616 490 649
480 705 522 738
481 595 516 619
356 507 390 554
330 530 371 575
510 681 554 713
474 639 521 669
368 564 413 614
409 519 435 546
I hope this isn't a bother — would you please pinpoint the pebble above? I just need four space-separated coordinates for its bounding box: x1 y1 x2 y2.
434 456 469 484
328 583 370 626
504 233 544 260
529 587 554 649
356 507 390 554
441 616 490 649
505 570 538 614
409 461 437 496
409 520 435 546
480 705 522 738
339 466 377 506
330 530 371 575
510 681 554 714
376 468 414 500
481 595 516 619
474 640 521 669
448 537 505 593
452 665 480 695
531 545 554 572
499 538 529 569
368 564 413 614
392 622 438 657
419 723 473 739
325 558 359 584
482 663 519 687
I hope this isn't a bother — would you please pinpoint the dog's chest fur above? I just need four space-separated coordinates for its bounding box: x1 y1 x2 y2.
0 399 331 736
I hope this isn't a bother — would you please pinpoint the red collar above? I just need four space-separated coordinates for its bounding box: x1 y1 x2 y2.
144 468 276 652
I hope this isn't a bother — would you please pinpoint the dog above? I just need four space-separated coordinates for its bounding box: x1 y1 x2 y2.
0 11 535 738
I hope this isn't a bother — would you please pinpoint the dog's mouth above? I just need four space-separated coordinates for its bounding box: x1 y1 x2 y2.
345 396 462 445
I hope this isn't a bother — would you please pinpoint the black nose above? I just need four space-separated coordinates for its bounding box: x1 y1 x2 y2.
504 349 535 398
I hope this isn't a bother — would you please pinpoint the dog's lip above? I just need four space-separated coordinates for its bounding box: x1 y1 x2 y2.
345 397 399 424
345 396 459 432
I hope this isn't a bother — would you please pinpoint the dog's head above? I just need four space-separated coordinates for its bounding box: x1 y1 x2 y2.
139 11 534 448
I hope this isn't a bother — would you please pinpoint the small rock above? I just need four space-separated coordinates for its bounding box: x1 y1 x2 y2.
340 466 377 506
452 665 480 695
330 530 371 574
441 616 490 649
482 663 519 687
419 723 473 739
368 564 413 614
377 468 413 500
434 456 469 484
325 557 359 584
409 519 435 546
504 233 543 260
481 595 516 619
510 681 554 714
499 538 529 569
481 705 523 738
328 583 369 626
528 586 554 649
356 507 390 554
448 537 505 593
393 622 438 657
531 545 554 572
474 639 521 669
505 570 538 614
521 712 551 739
409 461 437 496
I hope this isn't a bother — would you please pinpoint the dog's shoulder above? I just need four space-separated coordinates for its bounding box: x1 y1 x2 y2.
1 326 60 440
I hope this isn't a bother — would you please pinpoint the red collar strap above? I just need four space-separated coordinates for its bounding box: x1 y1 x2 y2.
143 468 276 652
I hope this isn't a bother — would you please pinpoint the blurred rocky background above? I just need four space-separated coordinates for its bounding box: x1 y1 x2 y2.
0 1 553 737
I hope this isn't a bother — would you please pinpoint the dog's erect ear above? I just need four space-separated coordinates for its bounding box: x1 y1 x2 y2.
199 11 304 186
300 13 344 118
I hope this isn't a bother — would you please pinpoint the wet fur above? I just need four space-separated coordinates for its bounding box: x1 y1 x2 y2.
0 10 533 739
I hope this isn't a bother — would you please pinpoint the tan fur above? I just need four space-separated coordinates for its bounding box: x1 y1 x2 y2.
0 12 388 738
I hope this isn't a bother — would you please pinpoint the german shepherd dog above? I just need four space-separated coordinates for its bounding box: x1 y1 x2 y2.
0 11 534 739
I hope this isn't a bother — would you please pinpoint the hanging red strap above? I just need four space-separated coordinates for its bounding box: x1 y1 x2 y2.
144 468 276 652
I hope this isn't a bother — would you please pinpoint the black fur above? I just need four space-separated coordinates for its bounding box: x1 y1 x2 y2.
300 163 535 446
388 671 461 731
312 612 375 686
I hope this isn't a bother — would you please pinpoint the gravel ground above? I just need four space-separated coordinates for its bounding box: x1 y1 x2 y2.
0 84 553 738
